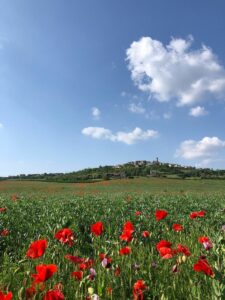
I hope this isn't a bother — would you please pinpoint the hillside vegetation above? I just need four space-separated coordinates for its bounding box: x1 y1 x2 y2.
3 160 225 183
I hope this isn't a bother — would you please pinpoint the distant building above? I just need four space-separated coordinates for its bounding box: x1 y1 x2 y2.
153 157 160 165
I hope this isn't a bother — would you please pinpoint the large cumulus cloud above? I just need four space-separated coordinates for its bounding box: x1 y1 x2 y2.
126 36 225 106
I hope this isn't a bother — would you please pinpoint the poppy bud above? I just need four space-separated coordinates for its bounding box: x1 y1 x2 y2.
172 264 178 273
88 287 94 295
182 255 187 263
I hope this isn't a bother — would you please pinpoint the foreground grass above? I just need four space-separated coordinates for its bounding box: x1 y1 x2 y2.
0 185 225 299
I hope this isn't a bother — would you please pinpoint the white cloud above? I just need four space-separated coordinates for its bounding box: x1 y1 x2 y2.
189 106 208 117
129 103 146 114
82 127 112 140
195 158 225 168
0 123 3 129
176 137 225 160
82 126 158 145
115 127 158 144
92 107 101 120
195 159 213 168
126 36 225 106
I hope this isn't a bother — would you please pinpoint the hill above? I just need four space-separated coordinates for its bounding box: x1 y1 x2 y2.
3 159 225 183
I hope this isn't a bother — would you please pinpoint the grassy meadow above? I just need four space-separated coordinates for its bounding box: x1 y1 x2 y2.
1 177 225 195
0 178 225 299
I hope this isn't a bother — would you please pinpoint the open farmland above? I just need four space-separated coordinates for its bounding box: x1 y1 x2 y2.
1 177 225 195
0 179 225 299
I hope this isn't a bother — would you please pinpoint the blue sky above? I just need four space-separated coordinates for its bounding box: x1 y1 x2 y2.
1 0 225 176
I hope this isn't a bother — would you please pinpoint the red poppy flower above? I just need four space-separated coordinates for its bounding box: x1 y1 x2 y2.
91 222 103 236
54 228 74 247
156 240 172 250
99 253 106 260
155 210 168 221
198 236 210 243
0 208 7 213
120 231 133 242
133 280 147 290
133 280 147 300
172 224 183 232
189 212 198 219
79 263 87 270
158 247 173 259
120 221 134 242
198 210 206 217
142 231 150 238
190 211 206 219
119 246 131 255
193 258 214 277
43 289 65 300
32 264 57 284
0 291 13 300
198 236 213 250
0 229 9 236
71 271 83 281
123 221 134 233
156 240 173 259
176 244 191 257
65 255 84 264
26 239 48 259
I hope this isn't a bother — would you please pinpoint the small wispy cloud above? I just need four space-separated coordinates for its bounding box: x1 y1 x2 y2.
91 107 101 120
128 103 146 114
189 106 208 117
0 123 4 129
82 126 158 145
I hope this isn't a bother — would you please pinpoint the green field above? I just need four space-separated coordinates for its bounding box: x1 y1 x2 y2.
0 179 225 299
1 177 225 195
